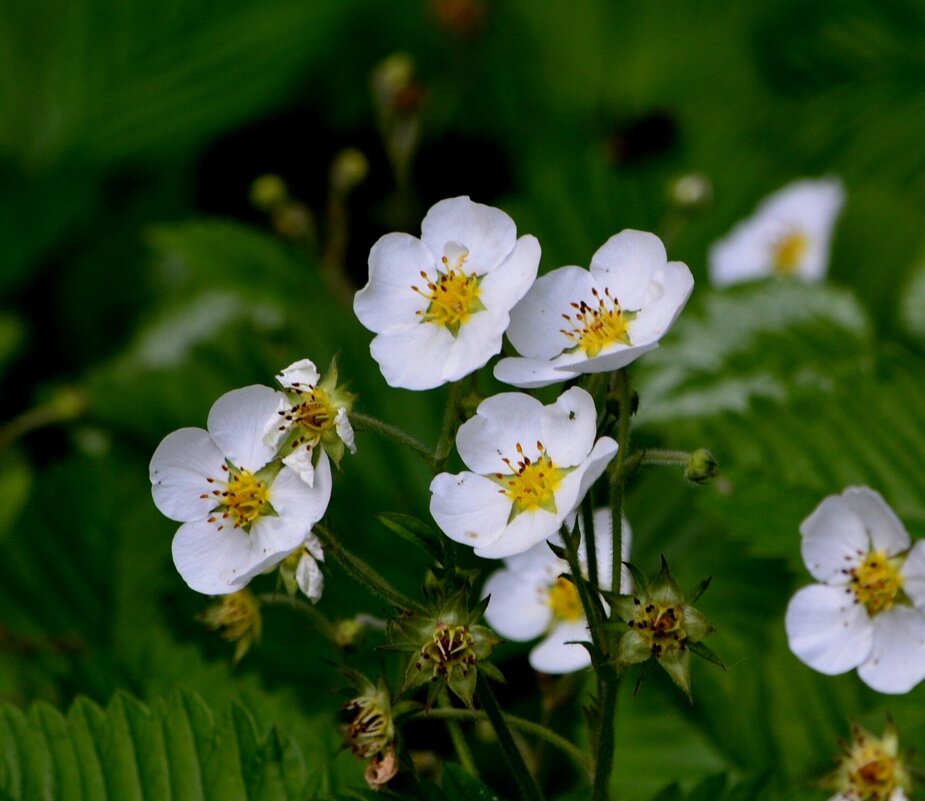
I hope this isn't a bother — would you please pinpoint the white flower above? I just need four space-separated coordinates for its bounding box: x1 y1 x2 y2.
150 385 333 595
785 487 925 694
354 196 540 390
266 358 356 487
483 509 632 673
429 388 618 558
709 177 845 287
494 230 693 389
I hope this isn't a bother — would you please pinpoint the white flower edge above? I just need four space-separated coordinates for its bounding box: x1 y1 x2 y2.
482 509 632 674
495 230 693 389
709 177 845 287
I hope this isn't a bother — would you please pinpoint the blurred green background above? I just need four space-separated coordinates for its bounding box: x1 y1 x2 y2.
2 0 925 799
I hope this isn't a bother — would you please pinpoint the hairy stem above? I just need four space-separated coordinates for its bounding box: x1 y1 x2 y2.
438 692 479 777
349 411 435 467
639 448 690 467
313 523 425 614
434 380 464 470
417 707 592 777
475 673 545 801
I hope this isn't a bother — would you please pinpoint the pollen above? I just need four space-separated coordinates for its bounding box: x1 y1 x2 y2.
207 466 271 531
548 577 583 622
849 550 904 615
771 231 809 276
412 246 486 336
560 287 634 358
493 443 569 518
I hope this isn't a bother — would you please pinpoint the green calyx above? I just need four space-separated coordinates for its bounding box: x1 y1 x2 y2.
610 556 722 700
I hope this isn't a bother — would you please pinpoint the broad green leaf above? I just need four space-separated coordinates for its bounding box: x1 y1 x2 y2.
0 690 306 801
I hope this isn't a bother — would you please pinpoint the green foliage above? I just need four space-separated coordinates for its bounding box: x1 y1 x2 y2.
0 689 307 801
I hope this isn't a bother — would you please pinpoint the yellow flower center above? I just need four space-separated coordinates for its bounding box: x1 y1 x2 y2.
772 231 809 276
205 466 271 531
850 550 904 615
412 246 486 337
492 442 569 519
628 600 687 659
548 577 583 621
416 624 478 681
560 287 634 358
832 725 908 801
287 387 337 437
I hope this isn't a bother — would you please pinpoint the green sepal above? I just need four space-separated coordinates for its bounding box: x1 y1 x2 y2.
648 555 685 605
621 562 650 595
683 606 713 643
658 647 692 701
686 576 713 604
608 593 642 623
687 640 728 670
615 629 652 666
448 668 477 708
546 540 569 560
477 661 506 684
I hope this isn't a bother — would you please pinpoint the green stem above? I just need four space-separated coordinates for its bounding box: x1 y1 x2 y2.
591 679 618 801
349 411 435 467
639 448 690 467
560 526 605 651
0 387 86 451
475 673 545 801
313 523 425 614
438 692 479 778
434 381 464 470
258 593 336 640
581 495 599 592
416 708 592 777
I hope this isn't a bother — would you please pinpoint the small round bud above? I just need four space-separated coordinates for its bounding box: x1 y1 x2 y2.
684 449 719 484
249 174 289 212
330 148 369 194
335 617 365 650
373 53 414 104
669 172 713 211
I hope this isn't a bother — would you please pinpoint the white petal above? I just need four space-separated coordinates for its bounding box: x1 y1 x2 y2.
529 621 592 674
552 437 619 526
506 266 597 360
554 342 660 376
207 385 285 472
839 487 909 556
296 552 324 603
276 358 320 390
436 308 509 383
478 235 541 310
171 521 267 595
473 502 562 559
539 387 598 468
708 222 776 287
785 584 873 675
589 230 667 310
621 260 694 345
800 493 870 583
577 508 632 593
150 427 225 522
354 233 433 333
429 472 511 550
420 196 517 275
241 515 312 583
857 606 925 694
902 540 925 608
271 457 332 526
282 445 316 487
335 408 357 454
302 530 324 562
368 322 455 390
456 392 545 474
482 566 552 641
493 355 577 389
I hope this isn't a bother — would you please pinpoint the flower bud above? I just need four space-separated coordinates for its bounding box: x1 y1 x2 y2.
335 617 365 650
249 174 289 213
199 589 262 663
343 682 395 760
684 449 718 484
669 172 713 212
330 148 369 195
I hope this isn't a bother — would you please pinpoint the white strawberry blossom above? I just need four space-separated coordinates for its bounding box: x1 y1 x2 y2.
354 196 540 390
785 487 925 694
483 509 632 674
709 177 845 286
429 388 617 559
494 230 693 388
150 385 332 595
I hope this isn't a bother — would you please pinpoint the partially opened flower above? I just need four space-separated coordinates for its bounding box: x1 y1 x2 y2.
785 487 925 694
709 177 845 286
429 388 617 558
278 532 325 603
494 230 693 388
267 358 356 486
150 385 332 595
354 196 540 390
483 509 631 674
